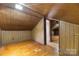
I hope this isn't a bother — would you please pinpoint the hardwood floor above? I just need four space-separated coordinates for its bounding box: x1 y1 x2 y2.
0 40 57 56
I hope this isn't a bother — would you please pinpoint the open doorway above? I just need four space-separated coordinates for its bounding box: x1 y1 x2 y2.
47 20 60 55
46 19 60 55
50 20 59 43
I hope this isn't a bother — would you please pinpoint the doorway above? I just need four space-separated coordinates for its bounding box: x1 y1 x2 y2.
50 20 59 43
49 20 60 55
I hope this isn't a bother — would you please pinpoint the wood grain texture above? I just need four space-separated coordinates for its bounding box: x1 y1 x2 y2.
0 40 57 56
0 3 79 30
0 3 54 30
54 4 79 24
60 21 79 56
0 4 41 30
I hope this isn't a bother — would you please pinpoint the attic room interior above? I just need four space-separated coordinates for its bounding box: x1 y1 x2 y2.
0 3 79 56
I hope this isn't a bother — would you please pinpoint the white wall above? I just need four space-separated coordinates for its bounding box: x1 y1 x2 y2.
32 19 44 44
2 31 32 45
46 20 50 45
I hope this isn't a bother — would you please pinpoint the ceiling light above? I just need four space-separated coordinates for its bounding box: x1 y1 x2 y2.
15 4 23 10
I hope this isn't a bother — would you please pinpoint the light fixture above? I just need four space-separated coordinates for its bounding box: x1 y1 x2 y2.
15 4 23 10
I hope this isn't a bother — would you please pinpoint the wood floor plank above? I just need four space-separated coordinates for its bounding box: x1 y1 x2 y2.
0 40 56 56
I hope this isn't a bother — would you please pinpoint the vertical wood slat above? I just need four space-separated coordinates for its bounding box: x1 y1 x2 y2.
69 23 74 55
60 21 79 56
60 21 66 55
65 22 70 55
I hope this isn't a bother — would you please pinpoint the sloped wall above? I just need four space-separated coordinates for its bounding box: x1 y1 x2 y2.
32 19 44 44
2 31 32 45
60 21 79 55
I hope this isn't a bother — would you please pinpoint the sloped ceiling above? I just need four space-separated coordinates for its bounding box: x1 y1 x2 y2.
53 4 79 24
0 3 53 30
25 3 79 25
0 3 79 30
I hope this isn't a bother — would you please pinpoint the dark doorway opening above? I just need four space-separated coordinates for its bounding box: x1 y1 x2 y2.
50 20 59 43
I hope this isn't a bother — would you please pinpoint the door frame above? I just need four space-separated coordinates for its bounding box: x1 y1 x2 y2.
44 16 47 45
46 19 60 55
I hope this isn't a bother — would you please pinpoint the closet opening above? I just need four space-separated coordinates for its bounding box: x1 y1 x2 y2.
50 20 59 43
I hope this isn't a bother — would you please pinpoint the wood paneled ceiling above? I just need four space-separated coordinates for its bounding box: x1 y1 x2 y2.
53 4 79 24
0 3 54 30
0 3 79 30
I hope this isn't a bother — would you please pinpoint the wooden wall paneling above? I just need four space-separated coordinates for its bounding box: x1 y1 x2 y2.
60 20 79 55
59 21 62 55
73 24 79 55
65 22 70 55
73 24 76 55
62 21 66 55
76 24 79 55
69 23 74 55
60 21 66 55
76 24 78 55
59 21 63 55
2 31 32 45
78 25 79 55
